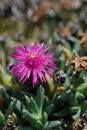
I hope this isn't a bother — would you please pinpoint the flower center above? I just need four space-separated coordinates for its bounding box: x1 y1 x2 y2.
30 53 36 59
26 53 41 68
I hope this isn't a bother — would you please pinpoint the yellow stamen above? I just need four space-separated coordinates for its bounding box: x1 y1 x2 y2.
31 53 36 59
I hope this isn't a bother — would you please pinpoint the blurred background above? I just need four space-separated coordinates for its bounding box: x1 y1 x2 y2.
0 0 87 68
0 0 87 40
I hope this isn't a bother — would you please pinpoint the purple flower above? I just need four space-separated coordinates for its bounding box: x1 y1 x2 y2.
10 42 58 86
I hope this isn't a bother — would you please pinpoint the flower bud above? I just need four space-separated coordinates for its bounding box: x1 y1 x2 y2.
54 70 67 84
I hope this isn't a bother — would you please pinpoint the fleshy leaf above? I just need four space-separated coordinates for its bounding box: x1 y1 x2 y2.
35 85 45 113
40 112 48 125
23 109 39 126
29 97 39 114
44 104 54 116
44 121 61 129
35 120 44 130
0 111 4 129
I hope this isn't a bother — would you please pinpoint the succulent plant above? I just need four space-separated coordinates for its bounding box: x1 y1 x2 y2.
1 0 87 129
11 86 61 130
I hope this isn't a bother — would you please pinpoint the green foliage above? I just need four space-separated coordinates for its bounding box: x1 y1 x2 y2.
0 111 5 129
17 86 61 129
0 85 10 103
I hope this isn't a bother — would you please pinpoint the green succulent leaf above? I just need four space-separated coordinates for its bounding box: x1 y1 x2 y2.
43 95 49 108
77 85 87 97
70 107 80 115
70 107 81 120
44 104 54 116
44 120 61 129
29 97 39 114
69 94 78 107
0 85 10 103
35 120 44 130
76 92 85 101
23 109 39 126
5 101 15 119
81 100 87 112
50 93 59 104
12 98 25 112
35 85 45 113
73 77 85 86
24 95 30 109
40 112 48 125
0 111 5 129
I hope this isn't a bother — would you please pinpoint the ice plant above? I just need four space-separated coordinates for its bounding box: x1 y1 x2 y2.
10 42 58 86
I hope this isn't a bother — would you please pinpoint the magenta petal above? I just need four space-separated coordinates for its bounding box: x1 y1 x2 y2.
22 68 32 83
32 69 38 86
37 69 46 83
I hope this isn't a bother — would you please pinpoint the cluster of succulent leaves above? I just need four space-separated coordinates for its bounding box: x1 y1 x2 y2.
0 85 62 130
0 0 87 130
